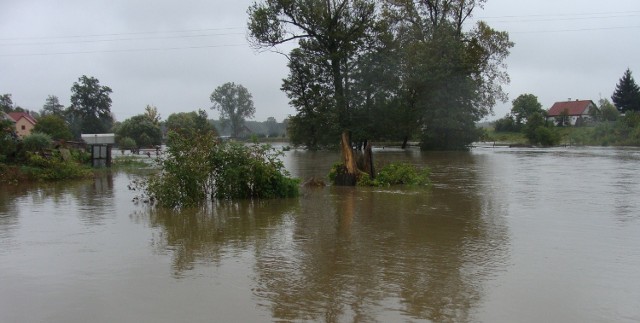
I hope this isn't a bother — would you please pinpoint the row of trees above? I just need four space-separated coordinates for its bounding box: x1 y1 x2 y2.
248 0 513 152
2 76 115 140
2 77 265 149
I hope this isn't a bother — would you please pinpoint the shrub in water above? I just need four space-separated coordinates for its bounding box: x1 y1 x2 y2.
143 131 299 209
332 162 431 187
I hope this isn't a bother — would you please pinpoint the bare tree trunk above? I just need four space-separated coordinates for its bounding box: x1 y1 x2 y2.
401 135 409 149
335 130 358 186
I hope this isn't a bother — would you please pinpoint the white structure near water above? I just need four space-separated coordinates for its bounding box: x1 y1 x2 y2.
81 133 115 167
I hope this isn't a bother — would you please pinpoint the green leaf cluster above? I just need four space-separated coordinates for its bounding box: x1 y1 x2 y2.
33 115 73 141
20 150 91 181
330 162 430 187
22 132 52 152
524 112 560 146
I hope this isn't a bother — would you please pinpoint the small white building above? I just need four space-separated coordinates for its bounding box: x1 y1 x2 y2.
546 100 598 126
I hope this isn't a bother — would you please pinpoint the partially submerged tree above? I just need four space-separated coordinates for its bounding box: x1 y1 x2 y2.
210 82 255 138
387 1 513 150
248 0 512 182
248 0 379 184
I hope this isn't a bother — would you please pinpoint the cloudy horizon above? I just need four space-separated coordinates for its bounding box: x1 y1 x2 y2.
1 0 638 123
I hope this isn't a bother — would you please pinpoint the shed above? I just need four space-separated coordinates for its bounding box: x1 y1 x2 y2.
81 133 115 167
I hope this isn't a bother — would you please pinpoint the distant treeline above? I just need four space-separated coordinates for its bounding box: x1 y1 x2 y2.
210 118 287 138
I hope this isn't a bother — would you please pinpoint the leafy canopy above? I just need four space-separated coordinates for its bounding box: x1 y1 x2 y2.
68 75 114 136
33 115 73 141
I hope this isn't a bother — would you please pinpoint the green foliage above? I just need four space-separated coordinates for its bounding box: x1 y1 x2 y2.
115 114 162 148
22 132 52 152
118 136 137 150
331 162 430 187
511 93 544 126
210 82 255 138
0 93 14 113
524 112 560 146
33 114 73 140
22 151 91 181
254 1 512 151
144 131 299 209
112 156 149 168
373 163 430 186
611 68 640 113
41 95 65 116
599 98 620 122
494 114 519 132
0 119 18 162
534 126 561 146
68 75 114 136
165 110 216 145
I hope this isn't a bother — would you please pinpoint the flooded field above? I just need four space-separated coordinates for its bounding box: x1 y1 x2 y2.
1 146 640 322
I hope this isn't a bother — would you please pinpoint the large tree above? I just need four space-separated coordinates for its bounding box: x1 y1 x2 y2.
387 0 513 150
611 68 640 113
511 93 544 126
281 46 340 149
248 0 377 129
248 0 379 182
210 82 255 138
68 75 114 136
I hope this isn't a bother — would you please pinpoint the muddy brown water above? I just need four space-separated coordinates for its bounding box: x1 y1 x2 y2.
1 146 639 322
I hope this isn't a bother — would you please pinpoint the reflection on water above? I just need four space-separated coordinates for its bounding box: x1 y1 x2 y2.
1 147 640 322
140 149 510 322
139 199 300 276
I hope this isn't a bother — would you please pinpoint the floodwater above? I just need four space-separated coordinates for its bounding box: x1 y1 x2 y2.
1 146 640 322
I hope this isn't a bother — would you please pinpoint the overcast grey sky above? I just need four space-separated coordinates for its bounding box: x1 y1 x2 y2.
1 0 639 123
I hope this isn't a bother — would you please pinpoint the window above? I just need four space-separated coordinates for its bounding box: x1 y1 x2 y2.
21 125 25 130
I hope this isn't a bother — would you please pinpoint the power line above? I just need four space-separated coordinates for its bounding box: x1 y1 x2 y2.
475 10 640 20
0 43 248 57
0 31 246 47
510 25 640 34
0 27 245 42
485 14 640 24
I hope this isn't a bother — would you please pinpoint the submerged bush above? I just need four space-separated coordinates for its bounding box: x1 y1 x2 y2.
143 131 299 209
331 162 431 187
22 151 91 181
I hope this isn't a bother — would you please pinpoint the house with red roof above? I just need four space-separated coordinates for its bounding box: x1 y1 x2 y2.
547 99 598 126
8 112 37 138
